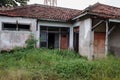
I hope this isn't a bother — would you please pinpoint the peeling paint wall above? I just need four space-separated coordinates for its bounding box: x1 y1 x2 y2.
79 18 92 58
0 16 37 51
0 31 30 50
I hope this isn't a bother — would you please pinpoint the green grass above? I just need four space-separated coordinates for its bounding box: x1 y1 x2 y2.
0 48 120 80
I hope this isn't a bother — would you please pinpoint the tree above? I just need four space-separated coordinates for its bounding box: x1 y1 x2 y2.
0 0 29 7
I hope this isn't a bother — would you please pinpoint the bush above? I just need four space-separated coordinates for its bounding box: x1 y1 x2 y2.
0 48 120 80
25 34 37 49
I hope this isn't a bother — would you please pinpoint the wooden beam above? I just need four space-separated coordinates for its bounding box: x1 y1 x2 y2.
92 20 104 30
108 26 115 35
105 20 109 56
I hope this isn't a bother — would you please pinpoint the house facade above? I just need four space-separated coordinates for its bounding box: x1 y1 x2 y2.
0 3 120 59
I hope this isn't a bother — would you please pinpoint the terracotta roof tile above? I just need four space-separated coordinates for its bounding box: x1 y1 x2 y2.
0 4 82 21
87 3 120 19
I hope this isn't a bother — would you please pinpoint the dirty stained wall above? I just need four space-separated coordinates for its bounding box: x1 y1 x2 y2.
79 18 93 59
0 16 37 51
0 31 30 50
109 25 120 57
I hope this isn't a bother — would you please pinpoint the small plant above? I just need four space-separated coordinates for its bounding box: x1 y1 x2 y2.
25 34 37 49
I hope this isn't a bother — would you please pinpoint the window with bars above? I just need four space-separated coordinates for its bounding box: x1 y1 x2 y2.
2 23 30 31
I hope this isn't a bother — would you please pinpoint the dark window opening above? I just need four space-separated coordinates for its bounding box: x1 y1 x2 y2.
48 27 59 31
61 27 69 33
41 26 47 31
40 32 47 48
2 23 30 31
18 24 30 31
3 23 16 31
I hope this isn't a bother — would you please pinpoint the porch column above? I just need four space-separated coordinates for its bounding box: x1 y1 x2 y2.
36 25 40 48
105 20 109 56
0 22 2 31
69 26 74 50
89 18 93 60
0 22 1 51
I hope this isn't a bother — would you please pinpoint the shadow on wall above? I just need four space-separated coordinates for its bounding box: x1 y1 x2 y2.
109 46 120 57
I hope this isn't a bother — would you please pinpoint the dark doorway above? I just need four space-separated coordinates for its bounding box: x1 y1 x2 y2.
48 33 55 49
74 33 79 52
74 27 79 52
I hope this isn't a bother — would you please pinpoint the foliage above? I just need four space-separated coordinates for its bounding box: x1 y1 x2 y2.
0 0 29 7
25 34 37 49
0 48 120 80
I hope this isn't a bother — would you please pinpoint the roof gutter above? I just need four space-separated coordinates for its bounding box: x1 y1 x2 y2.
72 12 110 20
109 19 120 23
72 12 88 20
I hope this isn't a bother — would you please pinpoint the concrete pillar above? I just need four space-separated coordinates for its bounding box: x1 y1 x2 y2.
69 26 74 50
89 30 94 60
87 18 93 60
105 20 109 56
0 21 2 51
79 18 93 59
0 21 2 31
36 25 40 48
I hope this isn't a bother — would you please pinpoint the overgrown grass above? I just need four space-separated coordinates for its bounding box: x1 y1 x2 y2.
0 48 120 80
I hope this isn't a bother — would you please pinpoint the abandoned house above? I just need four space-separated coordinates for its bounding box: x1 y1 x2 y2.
0 3 120 59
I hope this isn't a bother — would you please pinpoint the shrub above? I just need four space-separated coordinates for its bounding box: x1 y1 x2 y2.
25 34 37 49
0 48 120 80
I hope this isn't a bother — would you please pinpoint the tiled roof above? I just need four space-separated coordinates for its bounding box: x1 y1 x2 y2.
85 3 120 19
1 3 120 20
0 4 82 22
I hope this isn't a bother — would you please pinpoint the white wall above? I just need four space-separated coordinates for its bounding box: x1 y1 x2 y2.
0 16 37 51
79 18 93 59
0 16 37 32
0 31 30 50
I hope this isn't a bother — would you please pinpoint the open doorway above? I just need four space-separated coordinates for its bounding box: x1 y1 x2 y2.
40 26 69 49
48 33 55 49
74 33 79 52
48 33 59 49
74 27 79 52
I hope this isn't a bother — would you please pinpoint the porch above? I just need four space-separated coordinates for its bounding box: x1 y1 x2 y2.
92 18 120 58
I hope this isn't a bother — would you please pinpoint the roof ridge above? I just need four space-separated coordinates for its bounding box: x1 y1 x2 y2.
84 2 100 12
10 4 81 11
0 4 82 22
99 3 120 9
84 2 120 12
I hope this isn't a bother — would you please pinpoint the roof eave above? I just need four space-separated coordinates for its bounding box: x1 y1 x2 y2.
72 12 88 20
72 12 112 20
38 18 67 22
